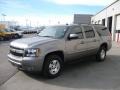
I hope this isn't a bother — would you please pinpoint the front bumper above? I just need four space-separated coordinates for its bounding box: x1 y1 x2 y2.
8 53 44 71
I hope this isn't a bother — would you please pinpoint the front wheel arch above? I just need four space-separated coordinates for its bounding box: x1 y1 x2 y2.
44 51 64 63
100 43 108 51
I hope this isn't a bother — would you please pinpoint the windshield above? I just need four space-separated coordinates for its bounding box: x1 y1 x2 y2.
38 26 68 39
10 29 15 32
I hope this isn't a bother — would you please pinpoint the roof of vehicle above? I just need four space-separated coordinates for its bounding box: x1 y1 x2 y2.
46 24 106 27
47 24 78 27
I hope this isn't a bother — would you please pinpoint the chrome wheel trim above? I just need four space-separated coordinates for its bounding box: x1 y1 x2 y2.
100 49 105 60
49 60 60 75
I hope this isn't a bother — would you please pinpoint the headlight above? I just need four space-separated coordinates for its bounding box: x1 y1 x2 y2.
25 48 40 57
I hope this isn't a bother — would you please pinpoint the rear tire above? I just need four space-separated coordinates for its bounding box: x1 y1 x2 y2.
43 54 63 78
96 46 106 62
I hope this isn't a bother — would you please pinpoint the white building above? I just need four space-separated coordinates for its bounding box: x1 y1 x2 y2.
74 14 93 24
91 0 120 41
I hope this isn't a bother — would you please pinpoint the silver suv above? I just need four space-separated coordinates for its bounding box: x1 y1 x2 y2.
8 24 112 78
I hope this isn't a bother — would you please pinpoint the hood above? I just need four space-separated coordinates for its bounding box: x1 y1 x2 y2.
10 36 56 49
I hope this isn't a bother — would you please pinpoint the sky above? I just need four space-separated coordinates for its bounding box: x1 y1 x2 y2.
0 0 116 26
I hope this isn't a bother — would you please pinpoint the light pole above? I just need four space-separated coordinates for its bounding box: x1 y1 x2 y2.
49 19 51 25
1 13 6 21
37 21 39 27
26 19 28 27
29 20 31 27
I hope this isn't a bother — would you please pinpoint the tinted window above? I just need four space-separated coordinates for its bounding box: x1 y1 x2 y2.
83 26 95 38
102 19 105 26
70 26 84 39
93 25 110 36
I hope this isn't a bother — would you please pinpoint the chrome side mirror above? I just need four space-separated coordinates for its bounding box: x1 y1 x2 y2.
69 34 79 39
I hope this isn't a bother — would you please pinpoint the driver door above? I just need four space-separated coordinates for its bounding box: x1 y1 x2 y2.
65 26 87 60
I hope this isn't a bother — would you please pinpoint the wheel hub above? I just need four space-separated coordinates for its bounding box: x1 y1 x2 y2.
49 60 60 75
100 49 105 59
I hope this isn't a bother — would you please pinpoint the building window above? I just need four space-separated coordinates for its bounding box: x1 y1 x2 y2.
95 21 97 24
102 19 105 26
91 20 94 24
98 20 100 24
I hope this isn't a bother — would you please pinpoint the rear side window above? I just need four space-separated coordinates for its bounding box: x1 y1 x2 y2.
83 26 95 38
93 25 110 36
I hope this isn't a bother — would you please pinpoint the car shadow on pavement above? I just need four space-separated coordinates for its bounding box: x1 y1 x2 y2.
24 55 120 90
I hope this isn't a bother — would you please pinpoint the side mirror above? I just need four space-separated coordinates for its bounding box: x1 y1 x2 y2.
69 34 79 39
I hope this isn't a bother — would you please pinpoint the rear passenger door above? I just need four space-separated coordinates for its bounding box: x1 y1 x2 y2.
82 25 100 55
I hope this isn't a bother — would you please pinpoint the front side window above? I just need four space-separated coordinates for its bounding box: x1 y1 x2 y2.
70 26 84 39
83 26 95 38
4 29 9 32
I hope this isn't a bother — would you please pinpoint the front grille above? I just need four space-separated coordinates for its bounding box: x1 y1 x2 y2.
10 50 23 56
10 46 24 57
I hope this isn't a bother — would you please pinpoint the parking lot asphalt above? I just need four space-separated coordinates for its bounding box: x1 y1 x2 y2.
0 35 120 90
0 34 36 85
0 41 18 86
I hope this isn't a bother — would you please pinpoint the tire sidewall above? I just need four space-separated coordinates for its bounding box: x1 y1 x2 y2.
97 46 106 61
43 55 63 78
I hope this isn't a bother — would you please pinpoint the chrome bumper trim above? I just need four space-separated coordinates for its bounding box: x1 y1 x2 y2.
8 58 21 66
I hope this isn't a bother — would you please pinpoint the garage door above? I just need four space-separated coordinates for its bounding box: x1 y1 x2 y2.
116 15 120 30
116 15 120 42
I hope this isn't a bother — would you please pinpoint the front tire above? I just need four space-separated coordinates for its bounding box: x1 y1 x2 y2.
43 55 63 78
96 46 106 62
